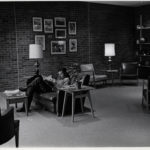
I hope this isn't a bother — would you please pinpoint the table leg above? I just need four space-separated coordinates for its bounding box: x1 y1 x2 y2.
56 90 59 116
15 103 18 108
87 91 95 118
80 97 84 113
62 92 67 117
6 99 9 109
72 93 75 122
25 98 28 116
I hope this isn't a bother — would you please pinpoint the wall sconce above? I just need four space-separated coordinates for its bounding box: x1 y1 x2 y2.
29 44 43 75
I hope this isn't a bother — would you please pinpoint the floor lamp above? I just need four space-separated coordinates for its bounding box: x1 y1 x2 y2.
29 44 43 75
104 43 115 70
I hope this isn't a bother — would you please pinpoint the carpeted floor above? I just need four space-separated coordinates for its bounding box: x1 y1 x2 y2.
1 80 150 148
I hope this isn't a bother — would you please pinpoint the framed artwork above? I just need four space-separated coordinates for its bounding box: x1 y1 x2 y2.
69 39 77 52
44 19 53 33
55 17 66 27
55 29 66 39
33 17 42 32
68 22 76 35
51 41 66 54
35 35 45 50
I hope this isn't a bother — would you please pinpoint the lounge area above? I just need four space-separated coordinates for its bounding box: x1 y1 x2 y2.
1 1 150 148
1 81 150 147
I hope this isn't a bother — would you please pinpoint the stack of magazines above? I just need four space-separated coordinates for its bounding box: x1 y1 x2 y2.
3 89 25 97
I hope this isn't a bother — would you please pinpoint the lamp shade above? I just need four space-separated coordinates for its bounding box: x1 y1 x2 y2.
104 43 115 57
29 44 43 59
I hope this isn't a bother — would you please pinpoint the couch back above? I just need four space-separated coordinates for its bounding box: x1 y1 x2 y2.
80 64 95 76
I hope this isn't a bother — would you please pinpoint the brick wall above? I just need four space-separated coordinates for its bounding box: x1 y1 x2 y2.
89 3 136 74
0 2 136 91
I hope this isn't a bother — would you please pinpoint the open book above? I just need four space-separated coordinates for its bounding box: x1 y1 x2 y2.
3 89 25 97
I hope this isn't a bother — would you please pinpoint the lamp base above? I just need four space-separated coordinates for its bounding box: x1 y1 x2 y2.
34 60 40 75
108 57 112 70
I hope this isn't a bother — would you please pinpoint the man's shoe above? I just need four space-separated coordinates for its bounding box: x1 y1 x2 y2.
17 107 25 112
19 87 27 92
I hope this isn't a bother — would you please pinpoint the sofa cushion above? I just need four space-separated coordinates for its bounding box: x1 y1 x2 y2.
39 92 57 101
90 74 107 82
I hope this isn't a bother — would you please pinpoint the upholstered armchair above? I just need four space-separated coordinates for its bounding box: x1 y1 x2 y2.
119 62 138 85
80 64 107 87
0 107 20 147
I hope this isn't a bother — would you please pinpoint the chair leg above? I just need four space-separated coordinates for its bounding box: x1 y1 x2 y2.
15 126 19 148
80 98 84 113
62 92 67 117
87 91 95 118
15 103 18 108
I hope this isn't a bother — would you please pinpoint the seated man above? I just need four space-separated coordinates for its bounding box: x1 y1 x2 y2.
17 68 70 112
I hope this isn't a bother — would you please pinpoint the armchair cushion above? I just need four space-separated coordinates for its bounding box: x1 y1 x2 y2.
80 64 107 86
90 74 107 82
120 62 138 76
120 62 138 84
0 107 20 147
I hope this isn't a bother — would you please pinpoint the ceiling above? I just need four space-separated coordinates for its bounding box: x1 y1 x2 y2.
91 1 150 7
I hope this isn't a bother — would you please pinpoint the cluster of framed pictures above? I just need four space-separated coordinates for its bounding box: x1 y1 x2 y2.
33 17 77 54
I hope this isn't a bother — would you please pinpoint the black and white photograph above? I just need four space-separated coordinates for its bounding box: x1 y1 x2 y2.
69 21 76 35
51 41 66 54
69 39 77 52
33 17 42 32
54 17 66 27
44 19 53 33
35 35 45 50
1 1 150 150
55 29 66 39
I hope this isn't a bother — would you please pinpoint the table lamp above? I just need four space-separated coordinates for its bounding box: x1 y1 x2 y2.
104 43 115 70
29 44 43 75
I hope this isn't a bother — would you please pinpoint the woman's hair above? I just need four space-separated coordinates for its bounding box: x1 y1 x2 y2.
62 67 70 78
62 67 67 73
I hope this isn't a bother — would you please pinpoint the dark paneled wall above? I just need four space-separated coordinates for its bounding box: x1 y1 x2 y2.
0 2 135 91
89 3 136 74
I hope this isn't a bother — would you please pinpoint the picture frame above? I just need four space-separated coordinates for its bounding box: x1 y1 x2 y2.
51 41 66 54
55 29 66 39
35 35 45 50
69 39 77 52
68 22 76 35
55 17 66 27
33 17 42 32
44 19 53 33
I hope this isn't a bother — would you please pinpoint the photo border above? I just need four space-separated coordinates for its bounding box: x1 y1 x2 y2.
68 21 76 35
55 17 66 27
51 41 66 55
33 17 42 32
35 35 45 50
69 39 77 52
44 19 53 33
55 29 66 39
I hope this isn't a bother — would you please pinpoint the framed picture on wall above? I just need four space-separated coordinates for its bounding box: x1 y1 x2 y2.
55 29 66 39
51 41 66 54
55 17 66 27
44 19 53 33
33 17 42 32
69 39 77 52
68 22 76 35
35 35 45 50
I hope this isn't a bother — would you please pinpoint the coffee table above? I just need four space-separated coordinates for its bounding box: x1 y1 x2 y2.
2 91 28 116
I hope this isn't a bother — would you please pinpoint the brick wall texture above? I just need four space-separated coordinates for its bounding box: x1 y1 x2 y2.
0 2 136 91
